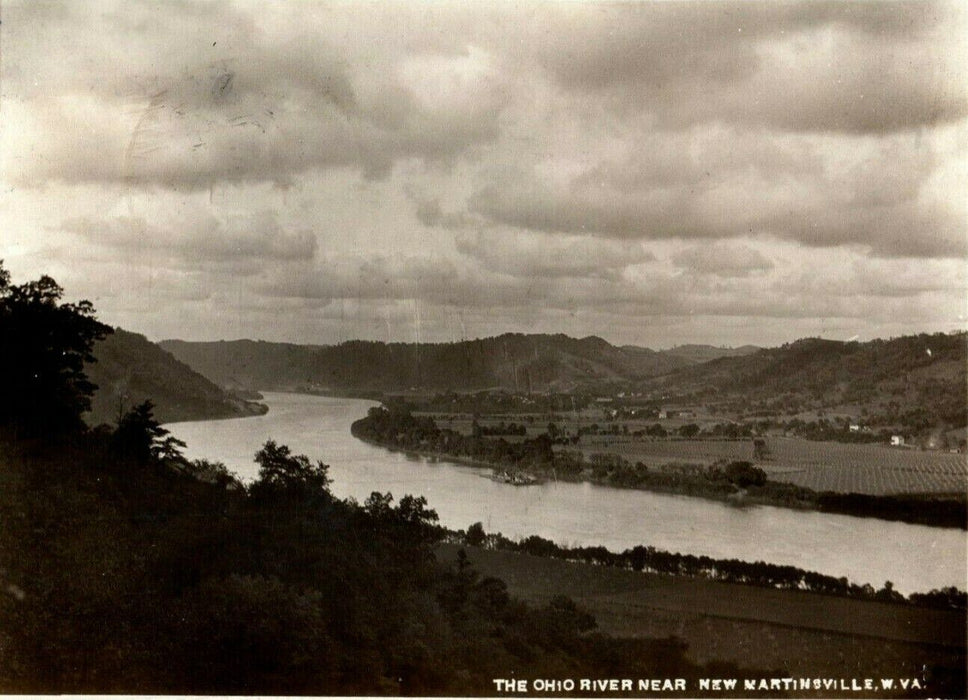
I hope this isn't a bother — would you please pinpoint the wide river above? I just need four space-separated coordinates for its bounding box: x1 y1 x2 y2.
168 392 967 595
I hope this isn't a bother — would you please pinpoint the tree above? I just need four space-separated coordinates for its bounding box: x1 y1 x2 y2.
395 494 440 544
111 400 186 464
876 580 903 603
465 521 486 547
0 262 112 434
752 437 771 460
363 491 395 519
678 423 700 438
251 440 331 499
723 461 767 488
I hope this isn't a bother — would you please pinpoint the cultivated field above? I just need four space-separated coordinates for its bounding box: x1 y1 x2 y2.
428 414 967 496
580 436 967 496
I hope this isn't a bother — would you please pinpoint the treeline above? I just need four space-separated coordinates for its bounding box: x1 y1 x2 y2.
2 262 785 694
400 390 594 415
474 419 528 436
352 407 966 529
582 454 966 529
815 491 967 527
578 453 966 529
352 406 556 470
449 525 967 612
573 416 949 448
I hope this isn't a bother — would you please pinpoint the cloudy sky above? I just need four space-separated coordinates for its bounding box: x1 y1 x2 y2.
2 1 965 348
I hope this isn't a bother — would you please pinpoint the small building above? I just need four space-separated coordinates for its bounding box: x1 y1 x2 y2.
849 424 861 432
890 435 905 447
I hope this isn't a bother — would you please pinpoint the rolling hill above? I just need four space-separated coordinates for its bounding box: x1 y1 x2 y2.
657 343 761 364
158 331 966 439
642 332 967 430
84 329 267 426
160 334 757 395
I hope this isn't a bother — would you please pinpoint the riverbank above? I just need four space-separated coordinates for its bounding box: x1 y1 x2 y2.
350 408 966 530
161 398 268 425
544 460 967 530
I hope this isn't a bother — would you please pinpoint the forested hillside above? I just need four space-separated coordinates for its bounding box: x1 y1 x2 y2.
162 332 966 441
645 333 967 431
85 329 267 426
160 335 754 395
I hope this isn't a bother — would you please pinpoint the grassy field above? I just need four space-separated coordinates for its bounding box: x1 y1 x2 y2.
438 544 966 687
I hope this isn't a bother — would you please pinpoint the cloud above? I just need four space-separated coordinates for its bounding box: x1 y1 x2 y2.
61 209 316 268
672 244 773 277
2 1 965 348
455 230 655 279
2 3 510 189
251 241 963 328
414 198 478 229
468 125 966 258
531 1 967 134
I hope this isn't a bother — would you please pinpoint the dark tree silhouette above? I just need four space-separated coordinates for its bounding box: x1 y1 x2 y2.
465 521 486 547
111 399 186 464
250 439 331 500
724 460 767 488
0 261 112 435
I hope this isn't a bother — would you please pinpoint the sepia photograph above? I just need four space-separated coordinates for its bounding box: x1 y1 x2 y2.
0 1 966 697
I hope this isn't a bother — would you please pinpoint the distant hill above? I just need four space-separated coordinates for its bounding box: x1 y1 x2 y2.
643 332 967 431
653 344 760 364
160 333 722 395
159 331 966 434
85 329 267 426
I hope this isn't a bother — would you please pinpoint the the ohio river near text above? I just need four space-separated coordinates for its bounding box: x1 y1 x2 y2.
168 392 967 595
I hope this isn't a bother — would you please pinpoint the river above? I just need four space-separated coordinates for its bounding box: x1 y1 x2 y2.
168 392 967 595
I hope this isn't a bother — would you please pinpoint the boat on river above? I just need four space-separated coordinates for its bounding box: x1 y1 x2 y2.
488 470 542 486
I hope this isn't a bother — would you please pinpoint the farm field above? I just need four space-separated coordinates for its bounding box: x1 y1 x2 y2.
579 437 967 496
427 414 967 496
438 544 967 686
